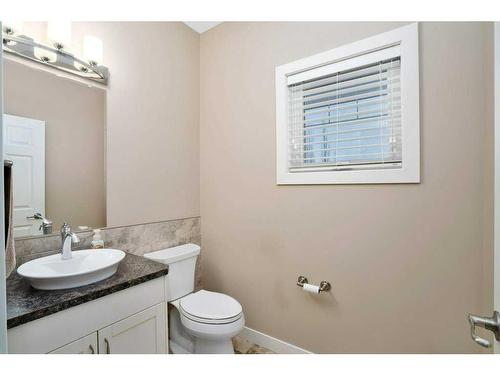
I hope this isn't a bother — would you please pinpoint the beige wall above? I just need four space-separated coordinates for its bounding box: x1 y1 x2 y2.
200 22 494 353
4 59 106 230
72 22 201 227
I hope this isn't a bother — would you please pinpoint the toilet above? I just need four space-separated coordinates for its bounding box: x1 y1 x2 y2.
144 244 244 354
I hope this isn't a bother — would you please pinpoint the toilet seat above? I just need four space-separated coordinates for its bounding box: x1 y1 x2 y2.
179 290 243 325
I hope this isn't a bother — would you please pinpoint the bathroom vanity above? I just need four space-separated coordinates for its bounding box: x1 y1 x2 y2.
6 253 169 354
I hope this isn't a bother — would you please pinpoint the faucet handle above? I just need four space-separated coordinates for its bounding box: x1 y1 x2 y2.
27 212 43 220
61 222 70 234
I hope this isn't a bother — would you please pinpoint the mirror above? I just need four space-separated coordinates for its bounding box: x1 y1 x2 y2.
3 57 106 238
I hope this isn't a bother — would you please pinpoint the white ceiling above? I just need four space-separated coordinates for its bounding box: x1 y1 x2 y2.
183 22 222 34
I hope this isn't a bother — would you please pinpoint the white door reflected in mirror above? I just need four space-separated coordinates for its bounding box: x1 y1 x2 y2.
3 114 45 237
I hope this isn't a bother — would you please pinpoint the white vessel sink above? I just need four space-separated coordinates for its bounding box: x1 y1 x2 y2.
17 249 126 290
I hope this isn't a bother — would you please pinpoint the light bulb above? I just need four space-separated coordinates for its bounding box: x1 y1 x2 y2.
34 47 57 63
83 35 103 66
47 21 72 50
74 61 89 73
2 21 23 35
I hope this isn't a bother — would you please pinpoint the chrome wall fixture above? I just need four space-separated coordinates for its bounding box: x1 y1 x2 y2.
297 275 331 293
2 26 109 85
468 311 500 348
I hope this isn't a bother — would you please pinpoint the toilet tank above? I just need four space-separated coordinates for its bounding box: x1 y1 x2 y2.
144 244 200 301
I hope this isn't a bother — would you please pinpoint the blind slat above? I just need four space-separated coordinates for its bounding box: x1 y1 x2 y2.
291 132 401 148
295 67 400 97
291 78 400 104
289 112 401 134
292 141 399 155
296 150 401 163
302 107 399 126
294 94 401 117
301 87 400 110
289 123 401 141
299 60 400 91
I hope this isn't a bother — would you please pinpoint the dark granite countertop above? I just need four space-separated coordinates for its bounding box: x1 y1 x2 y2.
6 253 168 329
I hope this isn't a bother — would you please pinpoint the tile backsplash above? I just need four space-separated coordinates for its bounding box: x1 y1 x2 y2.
103 218 200 256
14 216 202 289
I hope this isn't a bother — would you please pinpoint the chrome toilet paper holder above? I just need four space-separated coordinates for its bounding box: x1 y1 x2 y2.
297 275 331 293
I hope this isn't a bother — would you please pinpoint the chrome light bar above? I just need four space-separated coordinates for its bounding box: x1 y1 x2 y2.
2 33 109 85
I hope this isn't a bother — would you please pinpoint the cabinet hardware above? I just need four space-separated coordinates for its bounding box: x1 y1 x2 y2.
104 338 111 354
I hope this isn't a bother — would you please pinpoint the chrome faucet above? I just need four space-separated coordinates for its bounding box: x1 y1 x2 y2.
27 213 53 235
60 223 80 260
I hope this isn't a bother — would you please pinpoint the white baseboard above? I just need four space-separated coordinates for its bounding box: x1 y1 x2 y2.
239 326 312 354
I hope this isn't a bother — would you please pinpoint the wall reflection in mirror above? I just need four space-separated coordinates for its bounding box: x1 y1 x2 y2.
3 58 106 238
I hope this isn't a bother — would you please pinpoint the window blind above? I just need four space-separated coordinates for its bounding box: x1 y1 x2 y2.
287 53 402 172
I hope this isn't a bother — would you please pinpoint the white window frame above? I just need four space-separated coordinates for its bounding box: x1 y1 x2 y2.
275 23 420 185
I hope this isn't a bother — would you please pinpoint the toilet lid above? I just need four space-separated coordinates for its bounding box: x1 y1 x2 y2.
179 290 242 321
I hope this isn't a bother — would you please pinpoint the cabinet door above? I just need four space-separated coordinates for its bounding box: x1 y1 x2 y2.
49 332 98 354
98 302 166 354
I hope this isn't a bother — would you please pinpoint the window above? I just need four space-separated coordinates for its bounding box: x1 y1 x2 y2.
275 23 420 184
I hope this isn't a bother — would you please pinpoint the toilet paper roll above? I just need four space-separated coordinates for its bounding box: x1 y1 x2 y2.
302 283 320 294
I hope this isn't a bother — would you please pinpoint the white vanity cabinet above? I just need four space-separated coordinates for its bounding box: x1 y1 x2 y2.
8 276 169 354
49 303 166 354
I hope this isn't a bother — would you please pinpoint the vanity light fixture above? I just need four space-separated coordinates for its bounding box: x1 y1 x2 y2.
2 23 109 85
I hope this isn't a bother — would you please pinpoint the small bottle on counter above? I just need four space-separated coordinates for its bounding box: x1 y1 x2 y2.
91 229 105 249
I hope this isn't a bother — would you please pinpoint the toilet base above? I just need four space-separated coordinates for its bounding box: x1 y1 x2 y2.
169 301 240 354
170 337 235 354
169 340 191 354
194 338 235 354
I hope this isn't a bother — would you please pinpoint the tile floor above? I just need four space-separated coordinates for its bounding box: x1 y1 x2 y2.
232 335 275 354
